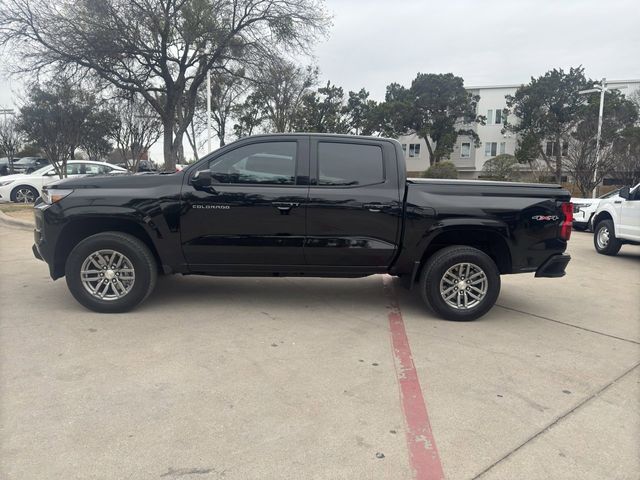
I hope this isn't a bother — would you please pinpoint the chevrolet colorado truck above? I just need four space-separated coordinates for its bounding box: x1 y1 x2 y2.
33 134 573 321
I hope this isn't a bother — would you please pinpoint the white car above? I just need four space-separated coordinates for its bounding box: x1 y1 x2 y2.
0 160 127 203
571 189 621 231
592 183 640 255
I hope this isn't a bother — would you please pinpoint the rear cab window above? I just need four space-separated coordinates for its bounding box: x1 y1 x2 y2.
317 142 384 186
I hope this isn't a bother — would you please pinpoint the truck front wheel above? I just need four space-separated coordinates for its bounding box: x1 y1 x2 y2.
419 246 501 321
65 232 158 313
594 219 622 256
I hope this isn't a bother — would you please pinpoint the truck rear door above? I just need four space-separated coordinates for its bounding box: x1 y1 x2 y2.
305 137 402 268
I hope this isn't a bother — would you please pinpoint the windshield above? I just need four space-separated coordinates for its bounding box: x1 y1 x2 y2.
31 165 54 176
599 189 620 199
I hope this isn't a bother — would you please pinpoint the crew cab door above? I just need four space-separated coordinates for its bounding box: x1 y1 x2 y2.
618 185 640 241
180 137 309 269
305 137 402 268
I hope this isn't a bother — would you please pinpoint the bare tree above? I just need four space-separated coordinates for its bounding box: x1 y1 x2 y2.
111 95 162 173
185 71 245 160
0 0 330 170
253 56 318 132
563 137 615 196
0 116 24 174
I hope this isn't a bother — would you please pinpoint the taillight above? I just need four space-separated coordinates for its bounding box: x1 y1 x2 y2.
560 202 573 240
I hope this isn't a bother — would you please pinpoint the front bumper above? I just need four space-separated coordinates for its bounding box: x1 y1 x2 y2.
535 254 571 278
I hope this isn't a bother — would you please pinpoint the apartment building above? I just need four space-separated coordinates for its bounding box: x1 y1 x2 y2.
399 79 640 178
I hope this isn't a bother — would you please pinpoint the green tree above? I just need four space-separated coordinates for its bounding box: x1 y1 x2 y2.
293 81 349 133
1 0 330 170
19 80 110 178
344 88 378 135
233 92 266 139
381 73 482 165
421 161 458 179
505 67 590 183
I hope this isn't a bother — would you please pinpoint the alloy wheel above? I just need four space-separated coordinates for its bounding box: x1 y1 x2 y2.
439 262 488 310
80 249 136 301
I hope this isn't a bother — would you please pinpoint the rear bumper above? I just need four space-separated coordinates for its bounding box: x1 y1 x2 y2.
535 254 571 278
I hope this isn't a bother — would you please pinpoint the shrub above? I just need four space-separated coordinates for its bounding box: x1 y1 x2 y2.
421 161 458 179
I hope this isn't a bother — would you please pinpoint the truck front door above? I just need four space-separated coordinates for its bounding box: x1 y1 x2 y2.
180 137 309 270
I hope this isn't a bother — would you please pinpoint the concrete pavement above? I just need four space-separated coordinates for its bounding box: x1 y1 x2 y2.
0 224 638 479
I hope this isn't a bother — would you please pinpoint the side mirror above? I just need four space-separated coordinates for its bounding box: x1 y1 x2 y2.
619 187 630 200
191 170 216 193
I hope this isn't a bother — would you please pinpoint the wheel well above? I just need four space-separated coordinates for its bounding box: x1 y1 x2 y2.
417 229 512 277
592 211 612 228
52 218 161 278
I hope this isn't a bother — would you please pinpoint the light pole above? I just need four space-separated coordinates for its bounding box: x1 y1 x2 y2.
0 108 15 123
578 78 626 197
206 71 212 154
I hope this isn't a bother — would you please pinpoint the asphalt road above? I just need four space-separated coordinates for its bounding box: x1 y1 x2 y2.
1 223 638 480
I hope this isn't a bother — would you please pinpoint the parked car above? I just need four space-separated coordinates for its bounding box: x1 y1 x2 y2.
11 157 50 174
572 188 621 231
592 183 640 255
33 134 573 319
0 157 17 176
0 160 127 203
115 159 157 172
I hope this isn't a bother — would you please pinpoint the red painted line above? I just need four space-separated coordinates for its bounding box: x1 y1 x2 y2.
383 275 445 480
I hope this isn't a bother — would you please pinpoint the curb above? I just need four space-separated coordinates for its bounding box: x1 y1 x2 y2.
0 209 34 230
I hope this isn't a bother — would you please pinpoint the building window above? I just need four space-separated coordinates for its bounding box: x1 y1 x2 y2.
495 109 502 124
484 142 498 157
545 141 569 157
499 142 506 155
409 143 421 157
487 109 493 125
460 143 471 158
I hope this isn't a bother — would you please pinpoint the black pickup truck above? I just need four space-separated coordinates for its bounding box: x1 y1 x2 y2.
33 134 572 320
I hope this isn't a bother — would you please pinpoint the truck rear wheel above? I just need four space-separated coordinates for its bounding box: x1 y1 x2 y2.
419 246 501 321
65 232 157 313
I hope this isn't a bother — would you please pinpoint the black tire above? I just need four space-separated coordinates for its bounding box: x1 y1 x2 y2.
572 223 587 232
419 246 501 321
10 185 38 203
594 219 622 256
65 232 157 313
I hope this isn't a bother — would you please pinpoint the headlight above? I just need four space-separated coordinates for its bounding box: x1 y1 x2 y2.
0 180 14 187
41 188 74 204
580 203 592 208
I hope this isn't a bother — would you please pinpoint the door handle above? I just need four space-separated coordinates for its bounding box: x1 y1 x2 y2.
272 201 300 212
363 203 391 213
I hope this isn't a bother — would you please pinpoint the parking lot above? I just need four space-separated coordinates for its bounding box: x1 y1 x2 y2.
1 221 638 480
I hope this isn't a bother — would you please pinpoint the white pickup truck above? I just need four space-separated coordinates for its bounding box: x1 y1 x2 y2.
592 183 640 255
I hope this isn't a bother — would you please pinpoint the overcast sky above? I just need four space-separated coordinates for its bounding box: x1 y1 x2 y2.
314 0 640 99
1 0 639 157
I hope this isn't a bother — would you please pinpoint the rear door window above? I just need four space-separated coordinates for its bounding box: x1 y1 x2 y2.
317 142 384 186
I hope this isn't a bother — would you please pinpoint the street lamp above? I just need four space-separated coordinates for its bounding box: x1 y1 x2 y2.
206 71 212 154
578 78 627 197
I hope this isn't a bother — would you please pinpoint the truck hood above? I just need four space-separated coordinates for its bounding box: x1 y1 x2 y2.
47 171 184 189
